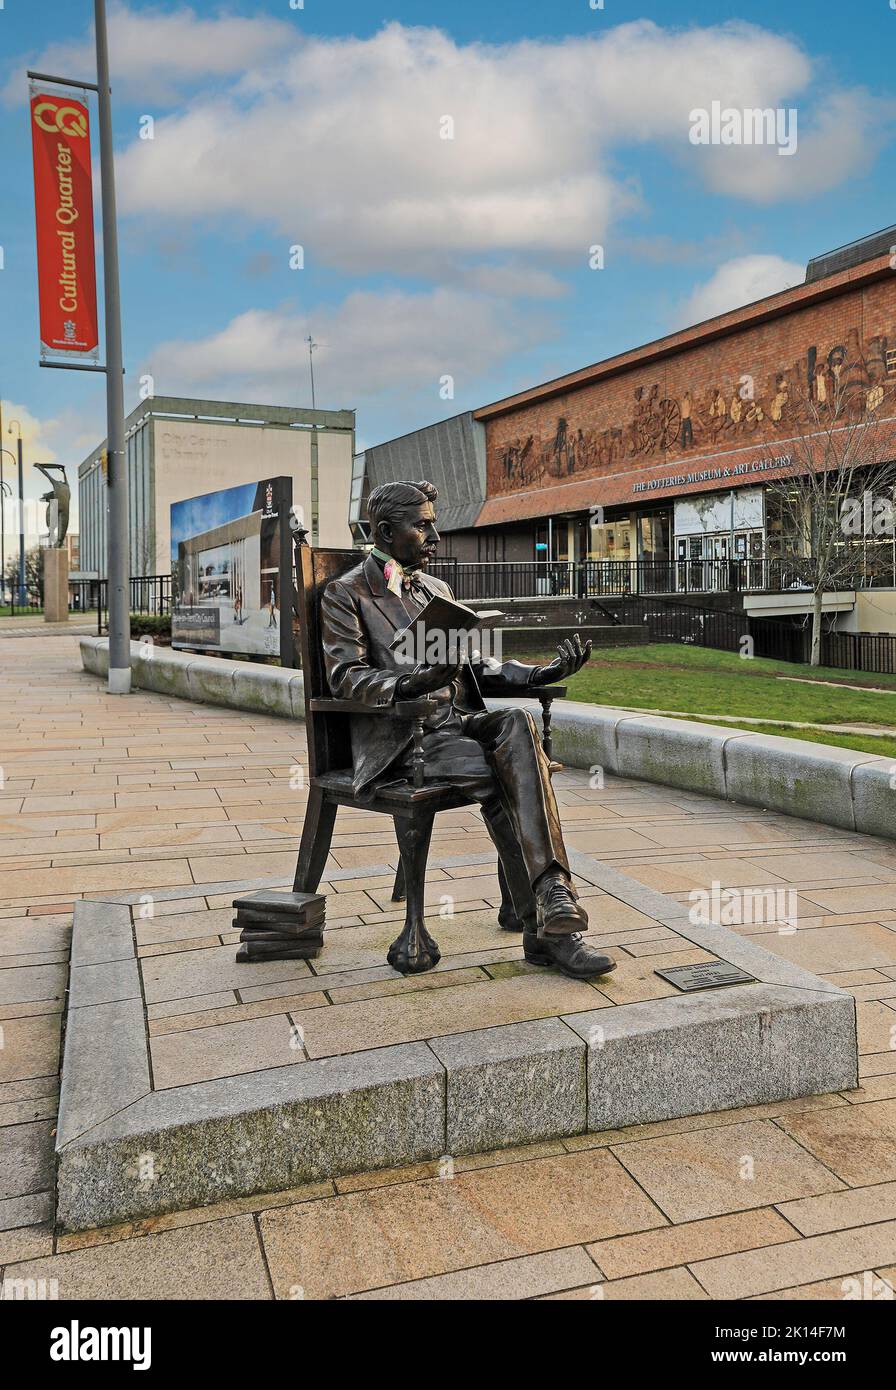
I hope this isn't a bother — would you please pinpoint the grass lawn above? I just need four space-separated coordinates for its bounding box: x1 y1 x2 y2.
515 642 896 758
672 720 896 761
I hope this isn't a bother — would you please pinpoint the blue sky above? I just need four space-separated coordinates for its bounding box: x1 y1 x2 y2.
1 0 895 532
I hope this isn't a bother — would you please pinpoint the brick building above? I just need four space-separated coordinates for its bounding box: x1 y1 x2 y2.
356 227 896 627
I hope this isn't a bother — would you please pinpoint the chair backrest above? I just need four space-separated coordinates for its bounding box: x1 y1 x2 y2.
295 545 362 778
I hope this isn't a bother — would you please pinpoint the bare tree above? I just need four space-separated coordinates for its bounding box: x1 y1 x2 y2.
764 365 896 666
4 546 45 604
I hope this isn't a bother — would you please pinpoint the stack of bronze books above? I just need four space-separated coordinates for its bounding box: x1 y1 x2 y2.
233 890 325 963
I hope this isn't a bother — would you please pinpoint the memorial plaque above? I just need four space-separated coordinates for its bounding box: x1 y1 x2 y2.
654 960 756 992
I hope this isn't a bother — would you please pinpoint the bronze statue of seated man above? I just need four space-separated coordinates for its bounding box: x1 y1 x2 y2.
320 479 616 980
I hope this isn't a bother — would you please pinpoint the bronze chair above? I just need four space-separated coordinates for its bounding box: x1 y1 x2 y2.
292 546 564 971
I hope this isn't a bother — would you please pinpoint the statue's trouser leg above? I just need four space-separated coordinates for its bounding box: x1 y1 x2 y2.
460 708 569 887
479 797 537 932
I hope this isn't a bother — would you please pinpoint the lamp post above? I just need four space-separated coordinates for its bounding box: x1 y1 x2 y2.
306 336 317 410
95 0 130 692
0 448 14 606
25 3 130 683
7 421 26 605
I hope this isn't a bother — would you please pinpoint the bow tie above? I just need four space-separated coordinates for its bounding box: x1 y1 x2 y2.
374 549 425 599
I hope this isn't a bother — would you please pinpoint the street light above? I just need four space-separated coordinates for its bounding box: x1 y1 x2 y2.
306 336 317 410
6 420 26 606
0 448 15 607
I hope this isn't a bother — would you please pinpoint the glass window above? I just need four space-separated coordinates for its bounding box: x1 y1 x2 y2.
637 510 671 561
589 515 633 562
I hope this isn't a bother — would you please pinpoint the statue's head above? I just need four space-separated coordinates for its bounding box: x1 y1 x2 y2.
366 479 440 570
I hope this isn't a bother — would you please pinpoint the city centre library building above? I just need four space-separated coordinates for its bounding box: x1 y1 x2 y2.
354 228 896 618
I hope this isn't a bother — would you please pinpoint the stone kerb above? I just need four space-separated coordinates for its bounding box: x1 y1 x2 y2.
79 638 895 840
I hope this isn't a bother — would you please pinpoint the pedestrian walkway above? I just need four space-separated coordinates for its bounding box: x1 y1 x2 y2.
1 638 895 1299
0 618 98 638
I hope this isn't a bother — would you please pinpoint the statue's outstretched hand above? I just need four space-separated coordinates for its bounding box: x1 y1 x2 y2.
530 633 592 685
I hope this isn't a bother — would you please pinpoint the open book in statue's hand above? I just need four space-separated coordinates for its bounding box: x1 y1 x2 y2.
389 594 503 670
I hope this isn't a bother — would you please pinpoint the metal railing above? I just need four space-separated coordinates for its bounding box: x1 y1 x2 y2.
3 586 43 617
2 577 169 624
595 596 809 664
821 631 896 676
72 567 896 675
96 574 171 635
430 555 896 602
589 595 896 674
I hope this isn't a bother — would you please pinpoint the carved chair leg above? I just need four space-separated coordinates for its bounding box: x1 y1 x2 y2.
293 784 337 893
391 860 406 903
537 693 554 761
387 813 439 974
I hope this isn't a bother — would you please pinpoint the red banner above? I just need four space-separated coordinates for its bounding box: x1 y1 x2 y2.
30 91 99 355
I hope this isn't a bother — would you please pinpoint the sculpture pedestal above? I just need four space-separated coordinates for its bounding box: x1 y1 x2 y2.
53 840 857 1232
44 549 69 623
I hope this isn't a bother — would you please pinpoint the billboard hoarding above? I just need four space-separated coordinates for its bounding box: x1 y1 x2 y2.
171 476 295 666
30 89 99 358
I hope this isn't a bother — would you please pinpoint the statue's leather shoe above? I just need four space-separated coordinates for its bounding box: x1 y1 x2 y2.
534 872 588 936
523 931 616 980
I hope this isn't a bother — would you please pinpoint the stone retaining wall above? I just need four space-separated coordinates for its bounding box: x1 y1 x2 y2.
80 637 895 840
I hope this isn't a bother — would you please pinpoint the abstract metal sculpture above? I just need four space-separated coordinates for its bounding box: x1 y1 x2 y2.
35 464 70 547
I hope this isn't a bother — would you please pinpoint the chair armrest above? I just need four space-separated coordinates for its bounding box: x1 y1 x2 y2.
308 696 439 717
524 686 568 702
394 698 441 719
309 695 437 789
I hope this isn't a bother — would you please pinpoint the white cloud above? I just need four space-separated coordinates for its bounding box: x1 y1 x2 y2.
0 397 124 555
142 287 551 408
10 12 887 277
0 399 106 533
679 254 806 326
102 18 884 276
3 2 293 105
455 263 569 299
692 89 891 202
1 402 59 469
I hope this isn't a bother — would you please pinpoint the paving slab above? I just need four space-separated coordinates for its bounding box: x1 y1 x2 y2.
0 1014 60 1085
349 1246 601 1300
547 1266 710 1299
691 1218 896 1299
774 1098 896 1186
587 1207 796 1279
258 1147 664 1299
0 1120 54 1201
776 1180 896 1237
3 1214 271 1300
608 1119 845 1223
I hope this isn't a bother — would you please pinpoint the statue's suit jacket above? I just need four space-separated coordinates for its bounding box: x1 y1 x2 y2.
321 553 535 792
